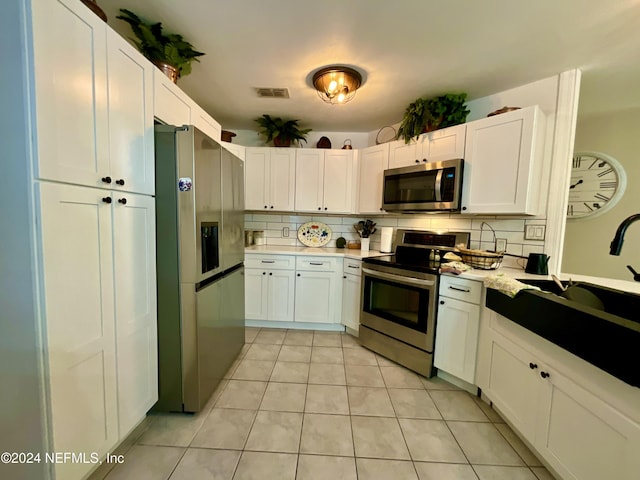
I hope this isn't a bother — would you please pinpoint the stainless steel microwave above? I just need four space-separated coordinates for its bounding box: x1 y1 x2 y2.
382 158 463 212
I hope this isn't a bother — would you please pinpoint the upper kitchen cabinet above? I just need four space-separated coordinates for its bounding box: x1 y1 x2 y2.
154 69 192 126
388 124 466 169
357 143 389 214
245 147 296 211
223 142 246 162
295 149 355 214
32 0 109 188
106 29 155 195
461 106 546 215
193 104 222 142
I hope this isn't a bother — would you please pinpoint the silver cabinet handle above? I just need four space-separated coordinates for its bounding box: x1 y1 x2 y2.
261 260 275 264
448 285 471 293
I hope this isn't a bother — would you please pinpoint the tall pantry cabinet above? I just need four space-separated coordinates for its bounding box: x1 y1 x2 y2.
25 0 157 478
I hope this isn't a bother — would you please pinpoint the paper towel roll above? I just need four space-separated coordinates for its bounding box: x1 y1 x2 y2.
380 227 394 253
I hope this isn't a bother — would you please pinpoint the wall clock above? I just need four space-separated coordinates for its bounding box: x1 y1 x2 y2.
567 151 627 220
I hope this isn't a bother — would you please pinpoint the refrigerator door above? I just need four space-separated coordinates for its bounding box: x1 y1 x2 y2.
176 126 223 284
221 148 245 271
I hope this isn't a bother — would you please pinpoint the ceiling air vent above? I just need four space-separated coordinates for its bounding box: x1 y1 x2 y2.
255 87 290 99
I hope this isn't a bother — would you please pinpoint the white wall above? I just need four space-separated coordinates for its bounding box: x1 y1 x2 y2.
232 128 371 149
562 107 640 280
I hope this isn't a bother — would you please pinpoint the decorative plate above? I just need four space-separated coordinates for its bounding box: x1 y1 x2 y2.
297 222 332 247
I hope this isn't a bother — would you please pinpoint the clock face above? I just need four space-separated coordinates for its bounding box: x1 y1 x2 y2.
567 152 626 220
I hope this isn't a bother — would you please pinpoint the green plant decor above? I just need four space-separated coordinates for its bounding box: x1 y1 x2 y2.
397 93 470 144
254 115 312 147
117 9 205 77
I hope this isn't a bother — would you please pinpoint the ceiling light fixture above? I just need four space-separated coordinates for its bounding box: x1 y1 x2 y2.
312 66 362 105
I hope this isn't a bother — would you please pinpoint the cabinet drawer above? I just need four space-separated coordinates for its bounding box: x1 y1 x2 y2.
439 275 482 304
245 254 295 270
296 256 340 272
343 259 362 276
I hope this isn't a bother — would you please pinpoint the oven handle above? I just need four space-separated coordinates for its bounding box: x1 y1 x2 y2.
362 268 435 288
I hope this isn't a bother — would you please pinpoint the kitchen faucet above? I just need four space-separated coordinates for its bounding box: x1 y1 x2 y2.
609 213 640 281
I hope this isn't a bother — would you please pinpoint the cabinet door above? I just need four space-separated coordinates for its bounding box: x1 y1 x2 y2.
323 150 354 213
295 271 339 323
107 30 155 195
32 0 109 188
112 193 157 437
535 367 640 480
486 334 541 439
388 139 420 169
341 273 361 331
295 150 324 212
269 149 296 211
245 269 268 320
426 124 466 161
267 270 296 322
245 148 269 210
193 105 222 142
434 297 479 383
223 143 245 161
462 106 543 214
358 144 389 214
38 183 118 479
153 70 192 126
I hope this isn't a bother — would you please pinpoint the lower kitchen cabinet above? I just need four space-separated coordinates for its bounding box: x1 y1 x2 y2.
38 182 157 478
245 254 296 322
341 259 362 331
295 256 343 324
245 268 295 322
478 310 640 480
434 276 481 384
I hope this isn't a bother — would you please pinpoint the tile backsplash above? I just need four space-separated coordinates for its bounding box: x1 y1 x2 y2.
245 212 547 268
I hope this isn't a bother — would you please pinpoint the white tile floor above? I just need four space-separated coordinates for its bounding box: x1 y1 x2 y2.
94 328 557 480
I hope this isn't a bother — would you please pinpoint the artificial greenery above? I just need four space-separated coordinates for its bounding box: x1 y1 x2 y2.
397 93 470 144
254 115 312 147
117 9 205 77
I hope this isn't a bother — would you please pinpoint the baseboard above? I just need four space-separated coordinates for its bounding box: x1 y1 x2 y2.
436 370 479 395
245 320 345 331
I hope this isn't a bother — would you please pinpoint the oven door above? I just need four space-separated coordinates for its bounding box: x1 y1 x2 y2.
360 265 438 352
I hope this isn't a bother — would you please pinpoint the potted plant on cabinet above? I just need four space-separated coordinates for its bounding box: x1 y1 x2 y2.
255 115 312 147
397 93 470 144
116 9 205 83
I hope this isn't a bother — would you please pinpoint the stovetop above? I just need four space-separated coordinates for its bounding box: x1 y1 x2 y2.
363 248 442 274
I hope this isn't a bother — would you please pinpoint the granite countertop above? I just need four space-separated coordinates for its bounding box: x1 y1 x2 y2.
244 245 389 260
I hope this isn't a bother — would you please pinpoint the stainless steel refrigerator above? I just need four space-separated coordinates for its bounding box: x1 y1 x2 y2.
154 125 245 413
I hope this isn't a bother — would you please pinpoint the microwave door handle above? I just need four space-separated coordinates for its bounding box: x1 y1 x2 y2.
362 268 435 288
435 169 443 202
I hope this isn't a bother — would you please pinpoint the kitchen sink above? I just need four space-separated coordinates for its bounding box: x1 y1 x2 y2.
485 280 640 387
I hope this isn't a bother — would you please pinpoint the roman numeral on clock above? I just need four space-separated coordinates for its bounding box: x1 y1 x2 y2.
594 193 610 201
572 157 581 168
597 168 613 177
567 204 574 216
583 202 593 211
600 181 617 189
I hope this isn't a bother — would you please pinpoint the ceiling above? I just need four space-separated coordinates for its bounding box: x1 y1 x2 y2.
101 0 640 132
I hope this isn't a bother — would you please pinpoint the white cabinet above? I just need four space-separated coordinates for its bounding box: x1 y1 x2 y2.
478 311 640 480
223 142 246 162
32 0 109 188
36 183 111 479
112 192 157 436
106 29 155 195
434 276 481 384
461 106 546 214
341 259 362 331
245 255 295 322
388 124 466 169
193 104 222 142
245 147 296 211
295 149 355 214
294 256 343 324
357 144 389 214
153 69 192 126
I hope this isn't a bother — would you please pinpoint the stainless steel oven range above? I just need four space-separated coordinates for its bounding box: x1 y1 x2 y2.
360 229 470 377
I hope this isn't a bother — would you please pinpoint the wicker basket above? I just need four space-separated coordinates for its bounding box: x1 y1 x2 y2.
457 247 504 270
